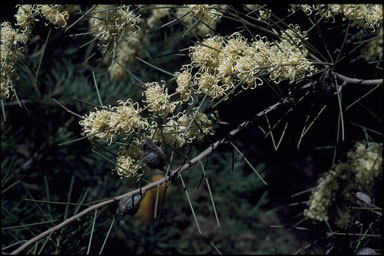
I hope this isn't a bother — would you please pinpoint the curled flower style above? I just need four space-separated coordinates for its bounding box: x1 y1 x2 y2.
189 35 224 72
88 5 144 79
231 35 269 88
289 4 313 15
79 106 116 144
217 32 248 78
195 71 231 100
267 24 317 84
153 118 186 149
143 81 179 117
189 26 316 94
14 5 37 33
175 65 195 103
234 54 265 89
1 5 80 101
110 99 150 137
80 99 149 144
176 109 215 144
245 5 272 22
37 5 79 28
257 9 272 21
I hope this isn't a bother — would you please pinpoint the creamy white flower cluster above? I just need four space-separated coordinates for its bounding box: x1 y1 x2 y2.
1 22 26 100
79 99 149 144
88 5 146 79
1 5 79 100
290 4 383 31
100 4 226 80
142 81 179 117
349 142 382 192
111 104 214 178
80 98 215 178
179 26 316 102
37 5 80 29
304 169 339 222
151 108 215 149
114 137 144 179
89 5 140 46
176 5 227 36
175 65 195 102
304 141 382 228
145 4 226 36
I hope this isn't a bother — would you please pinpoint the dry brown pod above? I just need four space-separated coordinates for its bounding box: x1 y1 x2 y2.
143 137 165 170
116 192 145 216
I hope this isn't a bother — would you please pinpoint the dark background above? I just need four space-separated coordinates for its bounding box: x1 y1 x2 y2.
1 4 382 254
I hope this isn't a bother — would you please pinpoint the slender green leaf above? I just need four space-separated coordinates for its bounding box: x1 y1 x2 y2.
179 173 202 235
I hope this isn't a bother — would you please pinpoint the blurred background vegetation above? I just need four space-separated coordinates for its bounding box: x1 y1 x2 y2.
1 4 382 254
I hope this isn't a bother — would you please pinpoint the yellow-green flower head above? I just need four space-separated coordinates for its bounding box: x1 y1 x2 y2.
187 4 220 25
79 106 116 144
110 99 149 137
217 32 248 80
80 99 149 144
305 141 382 228
89 5 140 46
268 24 317 84
176 5 227 36
175 65 195 103
14 5 37 32
1 22 25 100
37 5 79 29
195 71 230 100
189 35 224 72
143 81 179 117
304 170 339 222
151 108 215 149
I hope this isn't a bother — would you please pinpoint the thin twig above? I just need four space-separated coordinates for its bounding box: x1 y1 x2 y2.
334 72 383 88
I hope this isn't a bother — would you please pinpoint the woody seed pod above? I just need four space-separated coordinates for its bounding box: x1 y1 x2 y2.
116 192 145 216
143 137 165 170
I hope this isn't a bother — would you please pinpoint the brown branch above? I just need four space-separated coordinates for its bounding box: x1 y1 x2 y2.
334 72 383 87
